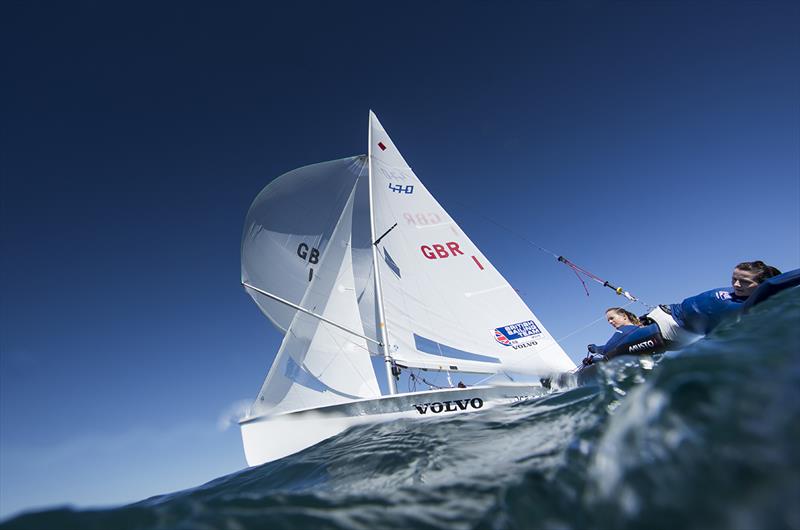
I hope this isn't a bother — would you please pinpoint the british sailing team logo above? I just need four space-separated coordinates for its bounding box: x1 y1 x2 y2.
494 329 512 346
494 320 542 349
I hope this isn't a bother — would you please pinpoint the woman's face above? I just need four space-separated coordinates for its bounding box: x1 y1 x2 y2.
732 268 760 298
606 311 632 329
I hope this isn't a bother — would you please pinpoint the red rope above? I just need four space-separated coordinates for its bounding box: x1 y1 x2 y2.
566 262 591 296
560 257 605 283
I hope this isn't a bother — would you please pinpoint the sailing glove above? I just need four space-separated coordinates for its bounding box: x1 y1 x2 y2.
582 353 607 366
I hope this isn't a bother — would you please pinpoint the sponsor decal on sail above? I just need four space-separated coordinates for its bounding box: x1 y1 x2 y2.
494 320 542 349
494 329 511 345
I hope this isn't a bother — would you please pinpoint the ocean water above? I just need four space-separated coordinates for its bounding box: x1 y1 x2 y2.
3 288 799 530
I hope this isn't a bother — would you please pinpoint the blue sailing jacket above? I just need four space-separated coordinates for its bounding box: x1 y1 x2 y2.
670 287 747 335
593 325 641 356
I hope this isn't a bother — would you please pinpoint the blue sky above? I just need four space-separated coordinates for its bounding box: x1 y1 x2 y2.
1 0 798 520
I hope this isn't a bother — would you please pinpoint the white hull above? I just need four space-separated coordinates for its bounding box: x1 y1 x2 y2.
239 383 547 466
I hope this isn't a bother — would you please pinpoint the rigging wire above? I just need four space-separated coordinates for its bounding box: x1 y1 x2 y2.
448 199 653 310
408 370 445 390
557 256 648 308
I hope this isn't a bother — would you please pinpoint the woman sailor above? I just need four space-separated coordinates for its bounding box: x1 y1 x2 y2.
583 308 642 365
645 260 782 348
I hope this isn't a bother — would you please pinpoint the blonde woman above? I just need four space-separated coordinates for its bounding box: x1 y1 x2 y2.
586 307 642 360
583 307 642 366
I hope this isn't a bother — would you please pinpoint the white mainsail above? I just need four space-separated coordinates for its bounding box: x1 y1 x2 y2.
368 112 574 375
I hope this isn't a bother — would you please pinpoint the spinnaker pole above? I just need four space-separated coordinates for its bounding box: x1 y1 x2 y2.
242 282 383 346
368 112 397 394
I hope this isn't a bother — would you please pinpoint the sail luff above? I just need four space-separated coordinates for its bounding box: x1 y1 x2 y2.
368 110 397 395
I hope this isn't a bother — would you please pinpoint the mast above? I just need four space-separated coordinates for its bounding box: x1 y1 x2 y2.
368 111 398 395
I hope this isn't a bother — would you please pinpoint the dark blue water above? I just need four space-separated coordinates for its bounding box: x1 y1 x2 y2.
4 288 799 530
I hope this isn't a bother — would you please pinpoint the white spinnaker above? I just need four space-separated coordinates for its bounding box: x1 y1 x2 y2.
249 181 381 416
368 112 575 375
242 157 368 332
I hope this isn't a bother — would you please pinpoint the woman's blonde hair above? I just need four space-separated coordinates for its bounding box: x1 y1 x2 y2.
605 307 641 326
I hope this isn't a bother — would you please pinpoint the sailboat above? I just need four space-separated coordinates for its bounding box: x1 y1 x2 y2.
238 112 577 466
